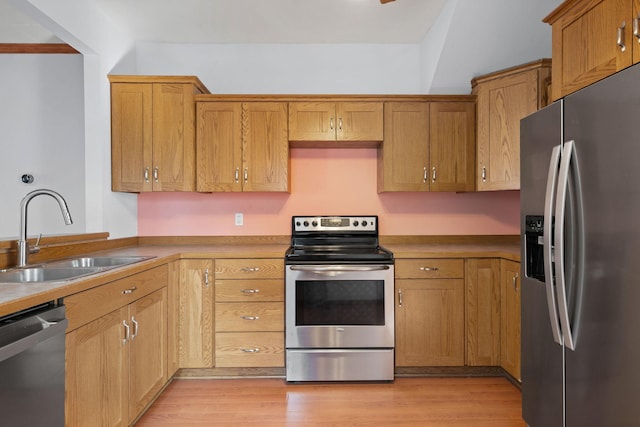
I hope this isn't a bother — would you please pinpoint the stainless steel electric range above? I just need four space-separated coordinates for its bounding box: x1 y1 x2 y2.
284 215 395 382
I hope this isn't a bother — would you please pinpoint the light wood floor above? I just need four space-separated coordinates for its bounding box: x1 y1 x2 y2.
136 377 525 426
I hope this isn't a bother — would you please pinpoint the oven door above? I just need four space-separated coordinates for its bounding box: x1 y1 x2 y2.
285 264 394 349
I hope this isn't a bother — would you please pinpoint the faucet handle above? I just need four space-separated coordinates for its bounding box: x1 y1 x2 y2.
30 233 42 254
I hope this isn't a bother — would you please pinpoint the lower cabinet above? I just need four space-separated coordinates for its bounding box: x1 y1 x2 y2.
500 259 521 380
395 259 465 366
465 258 501 366
214 258 285 367
65 266 168 427
177 259 214 368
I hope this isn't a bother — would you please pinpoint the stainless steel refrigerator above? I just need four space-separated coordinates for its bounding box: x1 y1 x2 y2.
520 63 640 427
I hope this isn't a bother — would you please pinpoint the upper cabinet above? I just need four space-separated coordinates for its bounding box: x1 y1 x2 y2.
196 100 289 192
545 0 640 101
472 60 551 191
378 98 475 193
109 76 209 192
288 101 383 145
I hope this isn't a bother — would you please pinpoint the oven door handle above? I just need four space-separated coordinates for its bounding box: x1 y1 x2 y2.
289 265 390 272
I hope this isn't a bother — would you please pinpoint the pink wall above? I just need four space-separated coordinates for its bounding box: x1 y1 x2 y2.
138 148 520 236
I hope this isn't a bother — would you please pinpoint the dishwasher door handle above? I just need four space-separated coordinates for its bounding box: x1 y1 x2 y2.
0 317 68 363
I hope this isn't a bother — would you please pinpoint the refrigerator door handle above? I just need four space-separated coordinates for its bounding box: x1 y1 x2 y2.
543 144 564 345
555 139 577 351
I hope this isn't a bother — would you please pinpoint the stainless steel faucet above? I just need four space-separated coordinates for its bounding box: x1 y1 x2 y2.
17 189 73 267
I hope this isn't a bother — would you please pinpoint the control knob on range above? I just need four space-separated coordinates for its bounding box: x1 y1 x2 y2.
362 220 368 227
312 221 318 227
303 221 309 227
353 221 359 226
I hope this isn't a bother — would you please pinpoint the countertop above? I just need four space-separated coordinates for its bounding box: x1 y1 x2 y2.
0 241 520 317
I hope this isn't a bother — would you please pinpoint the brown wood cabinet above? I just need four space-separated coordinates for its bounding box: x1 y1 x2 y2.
288 101 383 144
378 98 475 192
109 76 208 192
395 259 465 367
196 101 289 192
545 0 640 101
214 258 284 367
65 266 168 426
465 258 501 366
177 259 214 368
472 60 551 191
500 259 521 380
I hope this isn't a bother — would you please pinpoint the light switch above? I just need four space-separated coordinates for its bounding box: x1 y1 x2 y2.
235 213 243 226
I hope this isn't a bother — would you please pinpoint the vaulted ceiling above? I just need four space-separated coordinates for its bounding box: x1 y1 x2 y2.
1 0 448 44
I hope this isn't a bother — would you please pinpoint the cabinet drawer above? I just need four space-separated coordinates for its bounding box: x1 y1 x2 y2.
215 259 284 279
215 332 284 367
66 265 168 331
395 259 464 279
215 302 284 332
215 279 284 302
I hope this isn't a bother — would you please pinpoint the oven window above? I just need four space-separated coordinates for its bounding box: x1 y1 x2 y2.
295 280 385 326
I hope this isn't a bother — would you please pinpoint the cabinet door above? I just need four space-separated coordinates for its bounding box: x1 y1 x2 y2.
336 102 383 141
178 259 214 368
288 102 335 141
548 0 631 100
465 258 501 366
476 70 538 191
378 102 429 192
395 279 464 366
501 260 521 380
243 102 290 192
196 102 243 192
152 83 197 191
66 306 129 427
128 288 168 423
429 102 476 192
111 83 153 192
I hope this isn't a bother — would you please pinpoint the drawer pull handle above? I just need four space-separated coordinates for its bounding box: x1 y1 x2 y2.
241 289 260 294
122 286 137 295
240 267 261 273
204 268 210 288
419 267 439 271
242 348 260 353
241 316 260 321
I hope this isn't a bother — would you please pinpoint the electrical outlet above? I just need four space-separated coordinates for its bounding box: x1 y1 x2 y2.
235 213 243 226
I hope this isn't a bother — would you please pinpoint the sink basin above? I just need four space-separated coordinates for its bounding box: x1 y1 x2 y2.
0 256 155 284
0 267 104 283
50 256 154 269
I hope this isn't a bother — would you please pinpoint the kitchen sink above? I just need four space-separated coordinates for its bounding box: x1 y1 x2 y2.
0 256 155 283
0 266 104 283
49 256 154 269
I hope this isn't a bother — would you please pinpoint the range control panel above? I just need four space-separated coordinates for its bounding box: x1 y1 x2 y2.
293 216 377 232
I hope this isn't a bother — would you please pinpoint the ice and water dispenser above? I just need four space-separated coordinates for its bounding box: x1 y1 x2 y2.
525 215 546 282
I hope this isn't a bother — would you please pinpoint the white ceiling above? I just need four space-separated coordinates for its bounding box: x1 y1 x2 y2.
1 0 448 45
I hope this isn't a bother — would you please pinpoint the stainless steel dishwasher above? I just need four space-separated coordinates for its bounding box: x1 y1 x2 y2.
0 301 67 426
